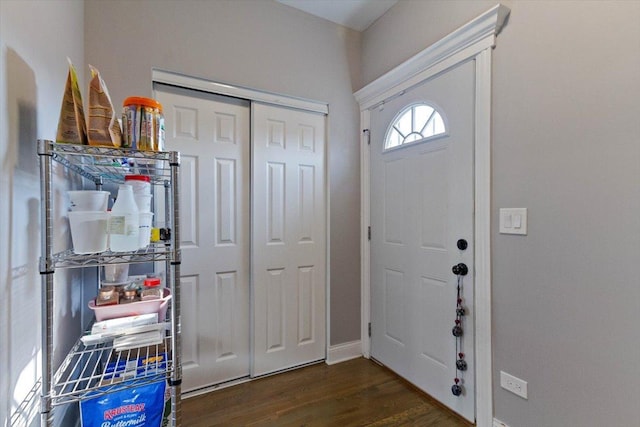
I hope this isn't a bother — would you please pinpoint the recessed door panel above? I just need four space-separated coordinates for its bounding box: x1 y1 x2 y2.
180 155 198 248
298 125 315 152
174 106 198 139
267 120 286 148
384 159 405 245
297 265 314 344
419 276 448 368
215 112 236 144
266 268 286 352
215 271 239 361
384 269 405 345
298 165 315 243
419 148 448 250
180 275 199 370
215 158 236 246
267 162 286 244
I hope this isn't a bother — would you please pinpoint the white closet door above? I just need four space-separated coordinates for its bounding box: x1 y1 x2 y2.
155 85 250 392
252 103 326 376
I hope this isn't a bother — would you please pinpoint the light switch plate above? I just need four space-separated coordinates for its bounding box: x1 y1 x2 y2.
499 208 527 235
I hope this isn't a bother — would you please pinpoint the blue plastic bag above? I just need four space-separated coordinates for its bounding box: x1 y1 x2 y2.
80 379 166 427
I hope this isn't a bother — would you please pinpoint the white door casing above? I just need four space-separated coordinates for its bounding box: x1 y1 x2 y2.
252 103 327 376
355 5 510 426
155 85 251 392
370 60 475 421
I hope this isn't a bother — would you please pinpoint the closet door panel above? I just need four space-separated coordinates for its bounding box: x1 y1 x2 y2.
252 103 326 376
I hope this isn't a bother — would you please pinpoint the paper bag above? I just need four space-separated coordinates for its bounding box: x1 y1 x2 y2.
56 58 88 144
87 65 122 147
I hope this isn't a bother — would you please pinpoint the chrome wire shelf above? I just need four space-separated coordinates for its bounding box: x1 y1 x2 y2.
39 139 182 425
51 332 174 406
50 244 175 269
47 141 175 185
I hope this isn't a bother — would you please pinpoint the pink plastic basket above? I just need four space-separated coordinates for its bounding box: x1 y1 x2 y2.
88 288 171 321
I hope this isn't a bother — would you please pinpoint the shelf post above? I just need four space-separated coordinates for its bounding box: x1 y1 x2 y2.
37 140 54 426
168 151 182 426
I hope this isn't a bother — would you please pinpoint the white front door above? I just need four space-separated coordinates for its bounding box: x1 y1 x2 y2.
370 60 475 421
251 103 326 376
156 85 251 392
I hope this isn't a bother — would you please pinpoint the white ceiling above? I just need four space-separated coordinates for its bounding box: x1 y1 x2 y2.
276 0 398 32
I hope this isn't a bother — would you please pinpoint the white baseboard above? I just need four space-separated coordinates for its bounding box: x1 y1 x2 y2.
493 418 510 427
326 340 362 365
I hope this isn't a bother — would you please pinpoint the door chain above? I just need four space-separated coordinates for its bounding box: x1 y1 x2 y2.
451 240 468 397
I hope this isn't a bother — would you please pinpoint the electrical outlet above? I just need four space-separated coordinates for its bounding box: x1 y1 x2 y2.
500 371 528 399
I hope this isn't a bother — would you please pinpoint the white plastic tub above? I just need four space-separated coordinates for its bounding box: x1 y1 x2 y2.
67 190 110 211
68 211 109 254
88 288 171 322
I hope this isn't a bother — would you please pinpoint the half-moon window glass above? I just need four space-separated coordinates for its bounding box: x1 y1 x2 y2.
384 103 446 150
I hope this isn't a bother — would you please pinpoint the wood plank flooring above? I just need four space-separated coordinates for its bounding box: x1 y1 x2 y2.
182 358 473 426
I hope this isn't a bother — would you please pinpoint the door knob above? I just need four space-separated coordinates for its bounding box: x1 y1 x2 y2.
452 263 468 276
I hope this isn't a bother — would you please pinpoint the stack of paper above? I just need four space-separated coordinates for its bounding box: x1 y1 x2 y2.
113 330 163 351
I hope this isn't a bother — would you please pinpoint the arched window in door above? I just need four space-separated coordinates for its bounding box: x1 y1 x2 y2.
384 103 447 150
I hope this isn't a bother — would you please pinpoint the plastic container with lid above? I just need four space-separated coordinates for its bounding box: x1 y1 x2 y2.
124 174 151 196
122 96 164 151
96 286 119 306
141 277 162 301
120 288 139 304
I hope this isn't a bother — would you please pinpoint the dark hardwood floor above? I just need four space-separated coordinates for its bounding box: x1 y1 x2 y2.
182 357 473 426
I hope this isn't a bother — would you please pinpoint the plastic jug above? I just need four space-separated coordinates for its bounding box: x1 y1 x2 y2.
109 184 140 252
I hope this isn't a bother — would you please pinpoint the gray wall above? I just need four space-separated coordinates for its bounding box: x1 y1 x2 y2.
4 1 639 426
84 0 363 346
0 1 85 425
362 1 640 426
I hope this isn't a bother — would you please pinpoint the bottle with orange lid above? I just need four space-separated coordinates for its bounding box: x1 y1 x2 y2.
122 96 165 151
140 277 163 301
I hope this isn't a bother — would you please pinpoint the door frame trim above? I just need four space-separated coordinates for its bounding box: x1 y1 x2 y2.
354 5 510 427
